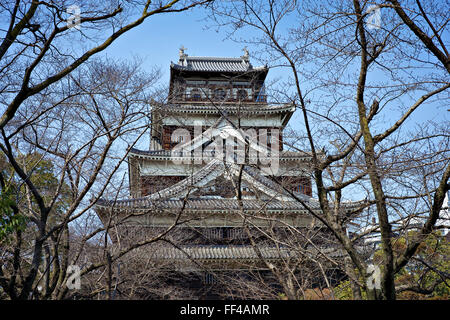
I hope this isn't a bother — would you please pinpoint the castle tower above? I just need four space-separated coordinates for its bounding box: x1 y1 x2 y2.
95 49 360 298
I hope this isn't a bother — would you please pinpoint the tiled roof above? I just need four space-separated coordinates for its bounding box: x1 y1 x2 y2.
99 158 315 207
157 103 294 114
171 56 267 73
153 245 294 260
131 114 310 162
97 197 320 212
129 148 314 162
145 158 224 201
97 188 362 214
97 157 364 213
161 116 273 159
151 245 346 260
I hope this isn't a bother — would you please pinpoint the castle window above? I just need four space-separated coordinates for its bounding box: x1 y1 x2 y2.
227 228 245 240
173 83 185 101
236 89 248 101
214 88 227 100
204 228 223 240
190 88 201 101
233 81 250 86
186 80 206 85
203 273 217 285
209 81 229 86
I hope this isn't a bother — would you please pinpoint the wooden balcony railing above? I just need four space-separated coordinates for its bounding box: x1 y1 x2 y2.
170 93 267 103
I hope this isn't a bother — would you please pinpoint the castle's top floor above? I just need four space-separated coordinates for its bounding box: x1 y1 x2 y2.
169 47 269 104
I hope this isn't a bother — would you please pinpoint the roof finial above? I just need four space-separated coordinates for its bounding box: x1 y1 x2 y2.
179 45 187 59
242 47 249 61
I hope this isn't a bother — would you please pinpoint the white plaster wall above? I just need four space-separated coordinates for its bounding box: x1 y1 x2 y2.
163 114 283 127
140 160 203 176
140 159 309 177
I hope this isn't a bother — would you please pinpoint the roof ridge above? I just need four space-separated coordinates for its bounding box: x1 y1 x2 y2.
170 55 268 73
184 56 246 61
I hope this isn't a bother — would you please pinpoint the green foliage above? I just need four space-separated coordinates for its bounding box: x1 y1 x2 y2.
334 280 353 300
333 279 369 300
395 231 450 300
1 153 27 240
277 293 287 300
335 231 449 300
17 152 71 217
371 231 449 299
0 152 71 240
0 185 27 241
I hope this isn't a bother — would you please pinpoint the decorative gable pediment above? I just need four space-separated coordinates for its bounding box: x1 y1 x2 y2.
171 116 273 160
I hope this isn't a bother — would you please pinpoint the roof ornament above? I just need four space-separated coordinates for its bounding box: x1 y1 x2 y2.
179 45 188 65
241 47 249 62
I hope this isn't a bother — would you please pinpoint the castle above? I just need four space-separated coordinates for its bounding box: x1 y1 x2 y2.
95 48 360 298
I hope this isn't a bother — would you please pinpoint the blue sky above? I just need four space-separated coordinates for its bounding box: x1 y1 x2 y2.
101 6 310 137
105 7 253 83
83 2 448 167
102 6 293 95
101 5 448 128
100 4 448 203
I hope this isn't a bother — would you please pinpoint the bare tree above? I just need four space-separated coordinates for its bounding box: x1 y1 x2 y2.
1 56 183 300
0 0 215 300
208 0 449 300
